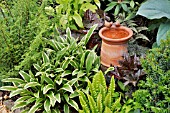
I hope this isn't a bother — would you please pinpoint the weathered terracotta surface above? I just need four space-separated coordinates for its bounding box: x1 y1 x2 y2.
99 23 133 67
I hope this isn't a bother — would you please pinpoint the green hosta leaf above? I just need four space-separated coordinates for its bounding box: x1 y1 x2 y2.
47 92 57 107
2 78 25 83
44 99 51 112
67 78 77 86
77 70 86 78
42 52 50 63
86 51 96 74
15 96 31 104
64 104 69 113
68 99 79 111
52 109 60 113
62 59 70 70
64 94 69 103
19 71 31 82
34 91 40 98
55 78 63 85
28 102 42 113
61 70 72 77
157 20 170 45
61 84 74 93
105 2 117 11
55 93 61 103
55 68 64 73
104 67 114 75
87 94 97 113
43 84 54 94
80 24 97 45
27 97 36 104
72 69 79 76
24 82 40 89
70 91 79 98
136 0 170 19
44 76 54 85
118 81 125 91
12 102 27 111
70 60 79 69
0 86 17 91
72 11 84 28
33 64 41 71
10 89 24 98
80 53 86 69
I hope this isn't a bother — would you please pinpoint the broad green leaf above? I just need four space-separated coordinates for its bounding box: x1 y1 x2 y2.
12 102 27 111
0 86 17 91
130 0 135 8
80 3 97 12
157 20 170 45
68 99 79 111
10 89 24 98
114 5 120 15
24 82 40 89
61 84 74 93
137 0 170 19
64 94 69 103
47 91 57 107
104 67 114 75
94 0 100 8
55 93 61 103
86 51 96 74
121 3 128 12
43 84 54 94
80 53 86 69
19 71 31 82
28 102 42 113
64 104 69 113
44 99 51 112
42 52 50 63
2 78 24 83
72 11 84 28
118 81 125 91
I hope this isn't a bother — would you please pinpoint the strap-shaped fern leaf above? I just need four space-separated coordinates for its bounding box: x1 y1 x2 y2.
108 76 115 98
87 93 98 113
97 93 103 113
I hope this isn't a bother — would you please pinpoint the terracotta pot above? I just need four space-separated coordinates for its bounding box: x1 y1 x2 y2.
99 22 133 67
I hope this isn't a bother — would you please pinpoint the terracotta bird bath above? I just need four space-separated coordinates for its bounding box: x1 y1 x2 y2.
99 21 133 67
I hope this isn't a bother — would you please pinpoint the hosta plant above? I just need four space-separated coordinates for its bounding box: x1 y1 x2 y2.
79 71 122 113
0 24 100 113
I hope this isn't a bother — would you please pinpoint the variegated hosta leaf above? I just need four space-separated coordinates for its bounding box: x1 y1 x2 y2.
44 99 51 112
61 84 74 93
68 99 79 111
64 104 69 113
24 82 41 89
0 86 17 91
43 84 54 94
12 102 28 111
19 71 31 82
86 51 96 74
42 52 50 63
28 102 42 113
47 91 57 107
2 78 25 84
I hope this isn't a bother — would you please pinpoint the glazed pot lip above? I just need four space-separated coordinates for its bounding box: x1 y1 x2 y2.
99 26 133 42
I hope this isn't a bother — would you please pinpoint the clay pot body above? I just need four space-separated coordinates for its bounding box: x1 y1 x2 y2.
99 24 133 67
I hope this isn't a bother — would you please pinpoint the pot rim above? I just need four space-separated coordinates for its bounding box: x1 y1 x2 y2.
99 26 133 42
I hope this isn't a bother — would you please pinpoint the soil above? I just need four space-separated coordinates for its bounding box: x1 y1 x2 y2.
102 29 129 39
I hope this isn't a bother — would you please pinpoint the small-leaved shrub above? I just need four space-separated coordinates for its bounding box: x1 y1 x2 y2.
132 37 170 112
